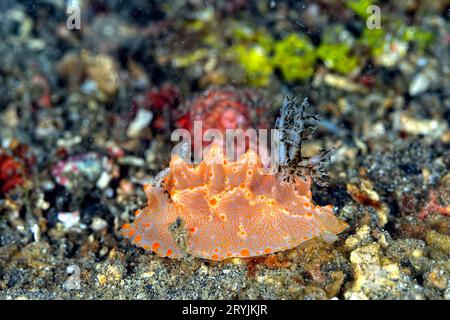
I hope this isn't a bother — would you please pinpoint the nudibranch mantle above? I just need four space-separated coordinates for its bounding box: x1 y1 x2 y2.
121 144 348 261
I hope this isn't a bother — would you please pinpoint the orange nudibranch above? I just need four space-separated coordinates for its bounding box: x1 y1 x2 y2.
121 144 348 261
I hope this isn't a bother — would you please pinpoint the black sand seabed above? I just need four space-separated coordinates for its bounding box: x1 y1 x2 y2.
0 1 449 300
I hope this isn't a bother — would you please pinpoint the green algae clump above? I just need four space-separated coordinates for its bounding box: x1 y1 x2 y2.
232 44 273 86
272 34 316 82
345 0 374 19
229 25 274 86
360 22 434 67
401 26 434 52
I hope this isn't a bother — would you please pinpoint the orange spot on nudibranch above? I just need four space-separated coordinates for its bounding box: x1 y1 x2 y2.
128 229 136 237
240 249 250 257
189 227 197 233
122 223 131 229
209 198 217 206
133 234 142 244
264 248 272 254
211 254 219 260
306 212 313 217
166 249 173 256
134 209 140 216
152 242 160 251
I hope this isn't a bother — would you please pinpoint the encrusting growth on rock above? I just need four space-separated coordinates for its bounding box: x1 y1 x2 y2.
122 97 348 260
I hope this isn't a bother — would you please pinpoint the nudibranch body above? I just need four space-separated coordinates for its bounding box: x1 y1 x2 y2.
122 144 348 261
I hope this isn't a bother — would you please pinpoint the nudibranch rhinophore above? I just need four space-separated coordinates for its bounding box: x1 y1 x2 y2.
122 143 348 261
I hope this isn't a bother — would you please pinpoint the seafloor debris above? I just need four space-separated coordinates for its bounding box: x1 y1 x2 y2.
176 87 268 158
344 242 425 300
0 150 27 195
127 109 154 138
179 88 250 133
57 211 81 230
418 191 450 220
346 179 389 227
131 84 180 132
51 153 112 190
